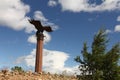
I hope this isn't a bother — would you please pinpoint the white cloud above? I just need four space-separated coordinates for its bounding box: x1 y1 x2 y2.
27 11 59 44
15 49 78 74
105 29 112 34
48 0 57 7
117 16 120 21
27 10 58 44
15 56 25 64
34 11 48 22
50 0 120 12
27 35 36 44
43 49 69 73
114 16 120 32
115 25 120 32
44 32 52 44
33 11 59 31
0 0 58 44
0 0 36 33
58 0 88 12
28 31 51 44
0 0 58 33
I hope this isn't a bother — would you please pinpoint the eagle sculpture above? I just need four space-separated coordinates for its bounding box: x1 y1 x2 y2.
28 19 52 33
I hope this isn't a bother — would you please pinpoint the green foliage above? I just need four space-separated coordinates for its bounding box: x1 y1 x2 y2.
11 66 24 73
75 29 120 80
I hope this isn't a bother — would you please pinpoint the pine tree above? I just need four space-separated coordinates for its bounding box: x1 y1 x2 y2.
75 29 120 80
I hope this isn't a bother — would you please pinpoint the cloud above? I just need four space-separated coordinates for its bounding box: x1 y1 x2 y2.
27 11 59 44
105 29 112 34
49 0 120 12
15 56 26 64
27 35 36 44
43 49 69 73
114 16 120 32
115 25 120 32
0 0 58 33
48 0 57 7
117 16 120 21
34 11 48 22
15 49 78 74
0 0 36 33
28 31 51 44
33 11 59 31
0 0 58 44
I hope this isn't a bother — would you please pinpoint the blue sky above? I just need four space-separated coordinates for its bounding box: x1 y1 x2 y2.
0 0 120 74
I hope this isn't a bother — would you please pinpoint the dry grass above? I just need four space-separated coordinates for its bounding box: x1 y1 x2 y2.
0 70 78 80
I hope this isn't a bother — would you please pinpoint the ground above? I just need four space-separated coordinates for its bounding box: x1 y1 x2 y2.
0 70 78 80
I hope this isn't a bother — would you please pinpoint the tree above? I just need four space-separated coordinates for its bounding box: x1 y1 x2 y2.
75 30 120 80
11 66 24 73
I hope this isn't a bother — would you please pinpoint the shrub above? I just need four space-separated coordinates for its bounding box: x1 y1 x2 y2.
11 66 24 73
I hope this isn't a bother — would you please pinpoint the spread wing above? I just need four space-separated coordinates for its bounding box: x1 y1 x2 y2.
28 19 43 31
28 19 52 32
43 26 53 32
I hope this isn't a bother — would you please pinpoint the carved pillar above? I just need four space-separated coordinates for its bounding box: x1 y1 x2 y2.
35 33 44 73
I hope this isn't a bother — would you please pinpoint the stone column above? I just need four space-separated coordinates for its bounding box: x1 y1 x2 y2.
35 33 44 73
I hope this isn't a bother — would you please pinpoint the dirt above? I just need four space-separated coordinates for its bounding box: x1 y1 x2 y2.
0 70 78 80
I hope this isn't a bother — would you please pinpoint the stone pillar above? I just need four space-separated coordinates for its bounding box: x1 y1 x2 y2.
35 33 44 73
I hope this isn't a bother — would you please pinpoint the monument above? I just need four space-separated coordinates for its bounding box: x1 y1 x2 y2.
28 19 52 73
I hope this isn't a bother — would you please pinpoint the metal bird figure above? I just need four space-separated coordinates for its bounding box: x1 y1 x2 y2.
28 19 52 33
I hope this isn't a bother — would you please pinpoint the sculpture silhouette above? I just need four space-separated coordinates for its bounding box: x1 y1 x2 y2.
28 19 52 34
28 19 53 73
